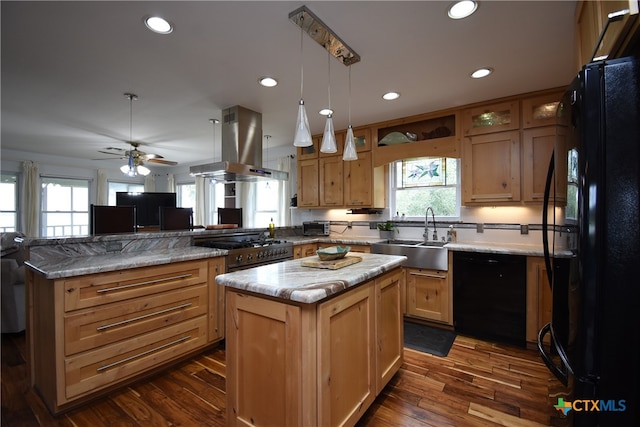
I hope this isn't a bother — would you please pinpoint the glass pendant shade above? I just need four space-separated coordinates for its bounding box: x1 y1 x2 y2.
343 125 358 161
320 115 337 153
293 99 313 147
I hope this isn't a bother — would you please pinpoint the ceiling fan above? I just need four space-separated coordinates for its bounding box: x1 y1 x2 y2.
95 93 178 176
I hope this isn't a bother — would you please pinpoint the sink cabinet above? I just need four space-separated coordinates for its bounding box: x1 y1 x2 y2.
27 257 225 414
405 267 452 325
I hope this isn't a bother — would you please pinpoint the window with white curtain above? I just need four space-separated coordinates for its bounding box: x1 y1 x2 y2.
0 174 18 232
392 157 460 219
176 182 196 209
107 182 144 205
41 177 90 237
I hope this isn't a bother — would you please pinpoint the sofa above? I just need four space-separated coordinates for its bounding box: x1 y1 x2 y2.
1 232 26 333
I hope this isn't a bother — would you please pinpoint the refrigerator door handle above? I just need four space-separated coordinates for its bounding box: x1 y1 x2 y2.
538 322 572 386
542 152 555 287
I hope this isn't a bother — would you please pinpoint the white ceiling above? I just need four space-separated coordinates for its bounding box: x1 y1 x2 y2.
1 1 577 172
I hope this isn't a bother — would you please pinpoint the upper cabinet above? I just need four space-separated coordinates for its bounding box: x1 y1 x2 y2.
462 100 520 136
575 0 640 69
297 137 319 160
522 93 562 129
372 111 460 167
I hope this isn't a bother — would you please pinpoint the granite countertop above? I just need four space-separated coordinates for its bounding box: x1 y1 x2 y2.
286 236 386 246
216 252 406 304
445 242 575 258
25 246 227 279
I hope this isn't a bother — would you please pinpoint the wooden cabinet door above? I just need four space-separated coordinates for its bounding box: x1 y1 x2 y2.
523 127 556 203
375 269 403 394
526 257 552 344
463 100 520 136
208 257 225 342
318 283 375 427
226 290 303 427
522 92 563 129
344 151 373 206
353 127 372 152
297 158 319 207
406 268 450 324
319 155 344 206
462 130 521 204
297 136 319 160
294 243 318 259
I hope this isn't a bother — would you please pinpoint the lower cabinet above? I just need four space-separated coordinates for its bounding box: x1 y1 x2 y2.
225 268 403 427
294 243 318 259
27 257 225 414
526 256 553 344
405 267 452 325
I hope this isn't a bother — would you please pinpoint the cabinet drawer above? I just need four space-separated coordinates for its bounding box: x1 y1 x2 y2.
64 284 208 356
65 316 208 399
64 260 208 311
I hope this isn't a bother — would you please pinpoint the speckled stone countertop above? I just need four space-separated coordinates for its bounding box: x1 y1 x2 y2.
26 247 226 280
216 252 406 304
285 236 386 245
445 242 574 258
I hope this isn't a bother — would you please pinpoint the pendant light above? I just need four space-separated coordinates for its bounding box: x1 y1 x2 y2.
320 50 337 153
343 67 358 161
293 17 312 147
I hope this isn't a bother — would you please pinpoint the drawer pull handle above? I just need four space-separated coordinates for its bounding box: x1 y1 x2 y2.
96 303 193 331
97 335 190 372
409 272 447 279
96 274 193 294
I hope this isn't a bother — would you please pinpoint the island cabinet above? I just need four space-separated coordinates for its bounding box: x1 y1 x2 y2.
405 267 452 325
293 243 319 259
225 267 403 427
27 257 225 414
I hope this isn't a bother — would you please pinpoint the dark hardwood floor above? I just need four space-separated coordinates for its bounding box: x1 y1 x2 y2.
1 331 570 426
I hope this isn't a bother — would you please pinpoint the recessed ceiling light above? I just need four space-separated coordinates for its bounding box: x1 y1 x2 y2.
144 16 173 34
448 1 478 19
471 67 493 78
319 108 333 116
382 92 400 101
258 76 278 87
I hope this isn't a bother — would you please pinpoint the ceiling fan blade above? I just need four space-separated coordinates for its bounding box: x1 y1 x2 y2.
97 150 126 157
143 153 165 160
147 158 178 166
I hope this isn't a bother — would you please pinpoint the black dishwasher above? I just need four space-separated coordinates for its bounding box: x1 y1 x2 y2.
453 251 527 347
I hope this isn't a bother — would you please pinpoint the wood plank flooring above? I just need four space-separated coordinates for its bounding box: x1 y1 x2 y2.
1 332 571 426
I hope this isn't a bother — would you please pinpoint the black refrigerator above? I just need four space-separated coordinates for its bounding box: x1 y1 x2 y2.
539 56 640 426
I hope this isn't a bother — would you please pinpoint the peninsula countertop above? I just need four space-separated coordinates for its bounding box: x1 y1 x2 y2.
25 246 227 279
216 252 407 304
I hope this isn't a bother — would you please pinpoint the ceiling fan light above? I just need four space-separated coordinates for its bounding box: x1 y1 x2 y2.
120 164 132 175
137 165 151 176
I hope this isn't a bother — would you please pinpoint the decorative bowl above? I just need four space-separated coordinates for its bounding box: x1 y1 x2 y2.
316 245 351 261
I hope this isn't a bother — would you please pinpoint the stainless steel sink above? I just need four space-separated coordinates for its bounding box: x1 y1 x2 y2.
371 240 448 270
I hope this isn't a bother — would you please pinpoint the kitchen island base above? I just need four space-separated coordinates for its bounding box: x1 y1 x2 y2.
225 267 403 427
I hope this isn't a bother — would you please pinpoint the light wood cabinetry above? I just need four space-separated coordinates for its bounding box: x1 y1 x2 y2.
293 243 318 259
297 158 319 207
344 151 386 207
526 257 553 345
27 258 224 414
405 267 452 325
225 267 403 427
575 0 639 69
523 126 567 203
463 100 520 136
462 130 521 204
373 111 459 167
319 155 344 206
297 136 319 160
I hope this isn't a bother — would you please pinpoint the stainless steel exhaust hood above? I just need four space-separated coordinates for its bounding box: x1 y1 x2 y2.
189 106 289 181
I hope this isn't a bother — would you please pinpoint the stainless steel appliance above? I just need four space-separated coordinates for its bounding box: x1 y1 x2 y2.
539 56 640 426
194 232 293 271
302 221 330 236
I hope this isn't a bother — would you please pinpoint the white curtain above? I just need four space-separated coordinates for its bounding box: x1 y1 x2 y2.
194 176 206 226
277 156 292 226
167 173 176 193
237 182 256 228
144 174 156 192
21 161 39 237
96 169 108 205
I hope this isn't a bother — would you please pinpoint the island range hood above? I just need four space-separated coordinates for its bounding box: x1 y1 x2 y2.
189 106 289 181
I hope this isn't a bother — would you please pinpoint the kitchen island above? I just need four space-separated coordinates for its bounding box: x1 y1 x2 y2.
216 252 406 427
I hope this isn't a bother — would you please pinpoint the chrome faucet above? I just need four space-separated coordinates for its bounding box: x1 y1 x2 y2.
423 207 437 242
